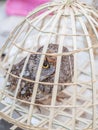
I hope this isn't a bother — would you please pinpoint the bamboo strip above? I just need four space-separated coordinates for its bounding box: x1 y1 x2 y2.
72 5 97 129
49 7 65 129
77 13 96 130
11 43 98 56
70 8 77 130
27 5 65 127
0 64 97 86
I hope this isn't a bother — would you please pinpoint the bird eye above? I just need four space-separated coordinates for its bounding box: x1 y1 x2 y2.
43 60 50 69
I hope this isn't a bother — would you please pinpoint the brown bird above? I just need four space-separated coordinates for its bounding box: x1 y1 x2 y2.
7 44 74 104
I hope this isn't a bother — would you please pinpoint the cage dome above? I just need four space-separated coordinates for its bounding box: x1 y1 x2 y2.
0 0 98 130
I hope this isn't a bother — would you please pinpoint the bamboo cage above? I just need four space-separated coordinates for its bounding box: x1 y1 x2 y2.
0 0 98 129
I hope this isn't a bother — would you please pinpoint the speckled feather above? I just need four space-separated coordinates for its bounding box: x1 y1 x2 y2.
7 44 74 104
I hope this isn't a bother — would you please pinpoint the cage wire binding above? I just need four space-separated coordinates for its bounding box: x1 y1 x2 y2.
0 0 98 130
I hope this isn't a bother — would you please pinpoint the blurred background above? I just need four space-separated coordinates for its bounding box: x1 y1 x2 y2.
0 0 96 48
0 0 50 48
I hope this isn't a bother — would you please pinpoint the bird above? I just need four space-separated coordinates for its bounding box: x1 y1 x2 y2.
7 44 74 105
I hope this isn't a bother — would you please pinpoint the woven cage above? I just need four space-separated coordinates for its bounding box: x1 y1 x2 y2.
0 0 98 130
